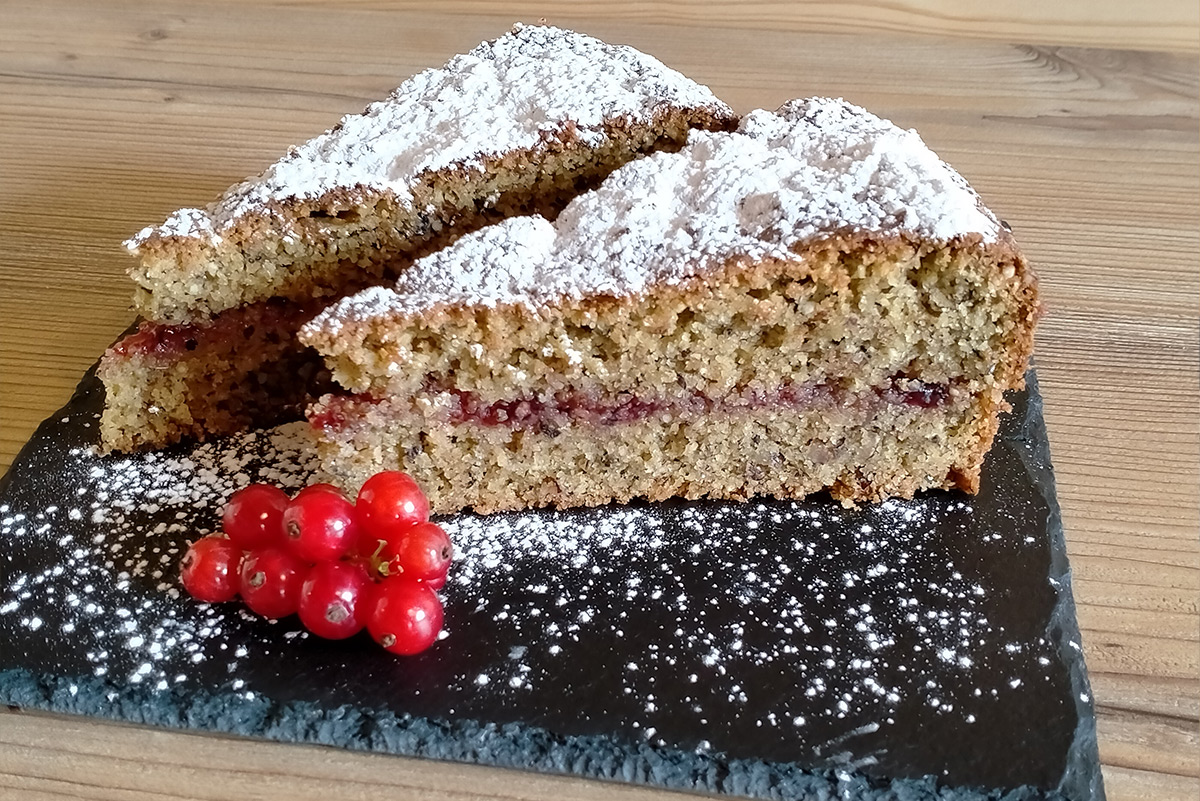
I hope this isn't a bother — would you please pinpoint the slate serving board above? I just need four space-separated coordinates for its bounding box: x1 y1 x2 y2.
0 365 1102 800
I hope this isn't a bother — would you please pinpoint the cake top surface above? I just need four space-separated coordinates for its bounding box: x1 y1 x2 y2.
306 97 1003 335
127 24 730 249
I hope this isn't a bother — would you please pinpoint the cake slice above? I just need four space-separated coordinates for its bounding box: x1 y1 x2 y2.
98 24 735 451
300 98 1040 514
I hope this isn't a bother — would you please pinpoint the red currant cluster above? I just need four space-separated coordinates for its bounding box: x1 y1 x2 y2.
179 472 451 655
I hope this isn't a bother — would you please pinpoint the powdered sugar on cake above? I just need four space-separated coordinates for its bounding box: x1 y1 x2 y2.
126 24 729 248
355 216 561 312
307 98 1002 330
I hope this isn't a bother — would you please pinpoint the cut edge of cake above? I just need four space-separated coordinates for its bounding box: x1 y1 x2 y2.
298 97 1040 514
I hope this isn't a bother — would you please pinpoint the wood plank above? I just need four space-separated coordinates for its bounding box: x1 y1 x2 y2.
1095 705 1200 776
0 709 689 801
222 0 1200 53
1102 765 1200 801
1089 673 1199 720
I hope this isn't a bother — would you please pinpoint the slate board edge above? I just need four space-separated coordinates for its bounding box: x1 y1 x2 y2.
1010 372 1105 801
0 664 1073 801
0 366 1102 801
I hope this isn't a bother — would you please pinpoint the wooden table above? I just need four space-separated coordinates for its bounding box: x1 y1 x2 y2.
1 2 1196 799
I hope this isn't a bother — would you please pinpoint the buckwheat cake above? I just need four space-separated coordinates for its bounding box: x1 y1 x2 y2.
301 98 1040 515
98 24 735 452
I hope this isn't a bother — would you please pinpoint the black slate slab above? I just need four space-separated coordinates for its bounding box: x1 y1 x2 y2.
0 364 1103 800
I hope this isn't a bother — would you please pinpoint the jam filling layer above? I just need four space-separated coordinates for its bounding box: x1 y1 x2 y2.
311 375 954 436
107 297 327 361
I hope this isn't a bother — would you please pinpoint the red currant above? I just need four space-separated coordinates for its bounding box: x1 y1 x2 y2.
380 521 453 581
282 486 359 563
423 572 447 591
180 536 241 603
222 484 288 550
294 483 344 499
356 471 429 553
239 547 306 619
365 577 444 655
298 561 371 640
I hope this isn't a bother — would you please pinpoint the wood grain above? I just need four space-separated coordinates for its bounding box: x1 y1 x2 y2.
0 709 692 801
242 0 1200 53
0 2 1197 799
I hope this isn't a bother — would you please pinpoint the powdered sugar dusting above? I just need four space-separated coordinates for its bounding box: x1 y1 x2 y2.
1 404 1060 758
737 98 997 242
308 98 1000 329
327 216 558 324
1 421 321 690
126 24 729 248
438 496 1055 739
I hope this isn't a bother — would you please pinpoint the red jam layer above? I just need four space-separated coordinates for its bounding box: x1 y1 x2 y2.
107 298 327 361
310 376 952 435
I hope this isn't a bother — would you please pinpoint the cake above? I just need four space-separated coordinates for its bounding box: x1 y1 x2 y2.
98 24 735 452
299 98 1039 515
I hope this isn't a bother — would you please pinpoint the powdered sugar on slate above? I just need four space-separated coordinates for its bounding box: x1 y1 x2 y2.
440 496 1053 743
307 97 1000 329
1 414 1055 749
0 421 321 691
126 24 730 247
